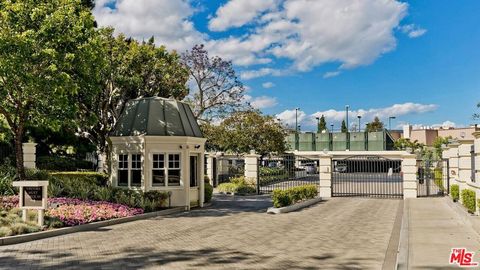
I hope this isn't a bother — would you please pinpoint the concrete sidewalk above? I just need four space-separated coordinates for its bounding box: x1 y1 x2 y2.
401 197 480 269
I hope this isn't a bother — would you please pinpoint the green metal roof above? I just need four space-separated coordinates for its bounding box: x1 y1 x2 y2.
111 97 203 138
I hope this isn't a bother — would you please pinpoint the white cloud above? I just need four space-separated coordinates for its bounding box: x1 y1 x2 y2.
432 121 457 129
208 0 279 31
311 103 438 124
262 82 275 88
323 71 341 79
399 24 427 38
93 0 205 52
276 109 306 128
94 0 421 80
244 95 278 109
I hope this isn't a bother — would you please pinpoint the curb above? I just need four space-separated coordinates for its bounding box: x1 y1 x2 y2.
266 197 322 214
395 199 409 270
445 196 480 236
0 207 184 246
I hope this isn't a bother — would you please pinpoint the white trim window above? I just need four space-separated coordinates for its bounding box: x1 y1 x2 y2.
131 154 142 186
151 153 182 187
152 154 166 186
168 154 181 186
118 154 129 186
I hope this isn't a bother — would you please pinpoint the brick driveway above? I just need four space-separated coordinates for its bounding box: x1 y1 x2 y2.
0 195 401 269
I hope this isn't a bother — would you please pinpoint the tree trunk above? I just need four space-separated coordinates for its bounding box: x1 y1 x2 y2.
14 130 26 180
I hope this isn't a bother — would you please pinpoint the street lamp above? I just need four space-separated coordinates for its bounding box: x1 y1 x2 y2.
330 124 334 133
295 108 300 150
389 116 396 131
316 117 320 133
357 115 362 132
345 105 350 132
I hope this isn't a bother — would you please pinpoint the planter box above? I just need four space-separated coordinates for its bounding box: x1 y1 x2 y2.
267 197 322 214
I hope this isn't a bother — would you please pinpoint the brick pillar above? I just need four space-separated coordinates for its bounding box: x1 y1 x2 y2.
319 154 332 198
244 151 260 193
402 154 417 198
23 143 37 169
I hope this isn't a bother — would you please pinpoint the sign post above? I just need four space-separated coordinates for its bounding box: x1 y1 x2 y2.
12 181 49 226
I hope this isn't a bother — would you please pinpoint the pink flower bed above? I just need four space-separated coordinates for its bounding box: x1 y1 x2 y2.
48 198 143 226
0 196 18 211
0 196 143 226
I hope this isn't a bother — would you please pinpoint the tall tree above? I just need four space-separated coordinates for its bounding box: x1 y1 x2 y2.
201 111 287 156
0 0 98 179
474 102 480 120
78 30 189 172
341 120 348 133
182 44 250 122
366 117 384 132
318 115 327 132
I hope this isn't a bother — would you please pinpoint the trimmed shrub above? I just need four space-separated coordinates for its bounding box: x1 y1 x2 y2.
204 182 213 203
50 172 108 186
451 184 460 202
272 185 318 208
36 156 95 171
461 189 476 214
217 183 237 194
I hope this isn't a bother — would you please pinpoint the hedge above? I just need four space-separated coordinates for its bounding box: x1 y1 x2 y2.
272 185 318 208
37 156 95 171
461 189 476 214
451 184 459 202
217 176 256 194
49 172 109 186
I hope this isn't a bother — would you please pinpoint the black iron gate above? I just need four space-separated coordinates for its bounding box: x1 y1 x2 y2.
258 154 319 193
332 156 403 198
417 159 449 197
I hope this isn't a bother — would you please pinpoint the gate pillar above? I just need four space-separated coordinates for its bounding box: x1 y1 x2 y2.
402 154 417 198
319 154 332 198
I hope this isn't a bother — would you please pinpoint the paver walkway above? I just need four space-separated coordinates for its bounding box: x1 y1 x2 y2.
406 197 480 269
0 195 400 269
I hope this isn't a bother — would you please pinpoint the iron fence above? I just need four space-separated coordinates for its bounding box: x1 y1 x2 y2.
331 156 403 198
217 158 245 185
258 154 319 193
417 159 448 197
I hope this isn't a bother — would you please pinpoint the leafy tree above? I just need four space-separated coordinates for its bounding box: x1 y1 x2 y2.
474 102 480 120
201 111 287 156
341 120 348 133
78 30 189 172
0 0 98 179
182 44 250 122
394 138 424 152
366 117 384 132
433 136 452 159
318 115 327 132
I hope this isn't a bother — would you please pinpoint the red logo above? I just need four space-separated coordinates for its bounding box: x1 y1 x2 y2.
450 248 479 267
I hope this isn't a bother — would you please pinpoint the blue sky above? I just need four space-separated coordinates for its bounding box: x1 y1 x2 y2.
94 0 480 131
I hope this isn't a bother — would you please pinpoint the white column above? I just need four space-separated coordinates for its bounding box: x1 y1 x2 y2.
458 143 473 186
474 132 480 183
448 143 460 186
402 154 417 198
244 151 260 191
183 147 190 211
23 143 37 169
205 153 214 186
199 152 205 208
319 154 332 198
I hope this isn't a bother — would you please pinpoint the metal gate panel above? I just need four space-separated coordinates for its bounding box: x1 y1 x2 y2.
417 159 447 197
331 156 403 198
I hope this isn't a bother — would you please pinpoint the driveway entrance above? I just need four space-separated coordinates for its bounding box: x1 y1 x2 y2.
0 196 401 269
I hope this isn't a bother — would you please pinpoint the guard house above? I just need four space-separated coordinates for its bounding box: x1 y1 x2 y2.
109 97 206 209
